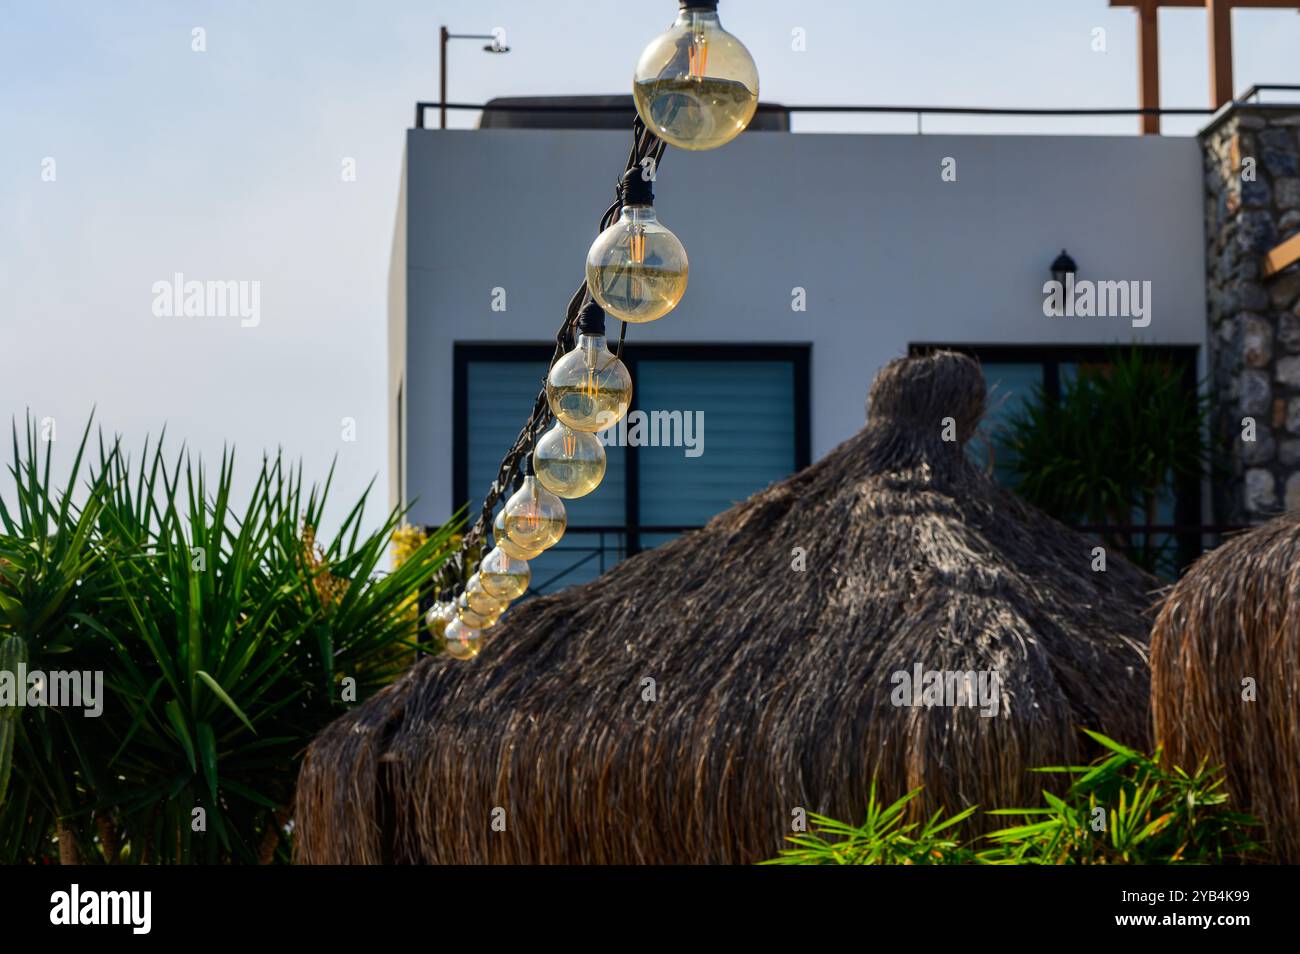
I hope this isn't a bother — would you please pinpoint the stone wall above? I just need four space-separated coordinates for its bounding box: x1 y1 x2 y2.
1202 105 1300 525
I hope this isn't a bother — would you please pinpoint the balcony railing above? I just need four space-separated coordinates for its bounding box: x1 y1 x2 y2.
415 99 1218 133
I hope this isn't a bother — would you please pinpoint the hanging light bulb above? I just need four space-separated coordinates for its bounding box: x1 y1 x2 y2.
465 573 509 617
443 617 486 660
633 1 759 151
457 591 501 629
479 546 531 601
494 506 543 561
586 169 687 324
503 456 567 552
534 421 606 499
424 601 456 640
547 300 632 432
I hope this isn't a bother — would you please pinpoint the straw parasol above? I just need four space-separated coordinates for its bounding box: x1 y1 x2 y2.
1151 509 1300 862
295 350 1155 864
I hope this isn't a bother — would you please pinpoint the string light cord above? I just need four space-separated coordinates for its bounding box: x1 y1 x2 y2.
437 117 666 597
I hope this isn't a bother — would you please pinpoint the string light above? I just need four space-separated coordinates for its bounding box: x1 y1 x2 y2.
586 168 688 324
457 592 501 629
424 601 456 639
633 0 758 151
465 573 509 617
479 546 531 600
534 422 606 499
434 1 756 660
503 458 567 553
546 301 632 432
443 617 486 660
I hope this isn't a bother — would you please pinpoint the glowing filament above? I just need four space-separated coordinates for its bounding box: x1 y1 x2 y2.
689 30 708 78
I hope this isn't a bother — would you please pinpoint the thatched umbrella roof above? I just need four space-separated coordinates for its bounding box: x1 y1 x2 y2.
1151 509 1300 862
295 351 1154 864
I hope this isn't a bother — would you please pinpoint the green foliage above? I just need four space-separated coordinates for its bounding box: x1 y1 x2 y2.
995 347 1211 574
980 730 1261 865
0 416 459 863
765 732 1262 866
762 783 977 865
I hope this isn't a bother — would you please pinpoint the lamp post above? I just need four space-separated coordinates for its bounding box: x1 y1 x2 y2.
440 26 510 129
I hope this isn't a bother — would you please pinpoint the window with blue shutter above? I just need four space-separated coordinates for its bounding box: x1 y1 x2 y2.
634 359 798 551
455 344 809 595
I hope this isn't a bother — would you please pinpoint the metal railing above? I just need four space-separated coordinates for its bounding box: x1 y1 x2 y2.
414 99 1221 132
413 83 1300 132
1238 84 1300 104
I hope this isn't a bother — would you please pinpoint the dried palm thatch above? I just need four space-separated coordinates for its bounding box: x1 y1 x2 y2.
295 351 1155 864
1151 510 1300 862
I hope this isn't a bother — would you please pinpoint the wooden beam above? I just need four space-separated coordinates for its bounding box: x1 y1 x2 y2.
1263 232 1300 279
1208 0 1235 106
1111 1 1300 8
1109 2 1300 115
1137 0 1161 134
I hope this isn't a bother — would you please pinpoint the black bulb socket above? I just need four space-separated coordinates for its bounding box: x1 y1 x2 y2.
576 300 607 335
619 168 654 207
679 0 719 9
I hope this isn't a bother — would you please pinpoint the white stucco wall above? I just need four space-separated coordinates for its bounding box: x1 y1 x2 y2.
396 127 1206 525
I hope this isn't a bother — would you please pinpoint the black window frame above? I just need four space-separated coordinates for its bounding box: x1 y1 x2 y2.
453 342 812 555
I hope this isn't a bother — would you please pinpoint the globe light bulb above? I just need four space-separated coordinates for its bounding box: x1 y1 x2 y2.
424 601 455 640
547 301 633 432
457 592 501 629
534 422 606 499
479 546 531 601
494 507 543 561
633 1 759 151
503 462 567 553
465 573 509 617
443 617 486 660
586 169 687 324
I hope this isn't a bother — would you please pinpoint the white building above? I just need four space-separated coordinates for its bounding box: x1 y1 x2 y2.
388 98 1290 591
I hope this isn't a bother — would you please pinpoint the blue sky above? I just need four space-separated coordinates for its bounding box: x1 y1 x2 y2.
3 0 1299 529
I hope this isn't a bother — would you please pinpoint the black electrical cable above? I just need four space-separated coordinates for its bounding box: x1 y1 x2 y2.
436 116 664 599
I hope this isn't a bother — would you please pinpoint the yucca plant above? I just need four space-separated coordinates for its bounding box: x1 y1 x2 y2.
0 418 118 863
0 416 459 863
762 783 977 865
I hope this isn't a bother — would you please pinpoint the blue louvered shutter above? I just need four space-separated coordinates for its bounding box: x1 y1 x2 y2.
634 360 796 550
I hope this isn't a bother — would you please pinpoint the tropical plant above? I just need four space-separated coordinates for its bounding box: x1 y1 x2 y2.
0 420 118 862
763 732 1262 865
0 416 459 863
762 783 977 865
980 730 1262 865
995 347 1212 575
